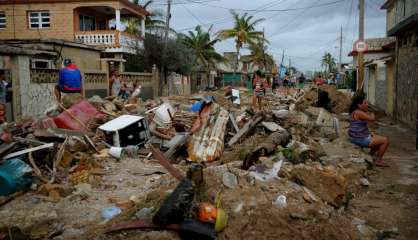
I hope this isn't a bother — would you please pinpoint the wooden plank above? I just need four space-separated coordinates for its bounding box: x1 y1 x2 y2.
164 133 190 161
150 145 185 181
3 143 55 160
229 113 240 133
227 115 263 147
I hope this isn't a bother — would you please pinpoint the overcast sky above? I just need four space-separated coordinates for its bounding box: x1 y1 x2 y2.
147 0 387 72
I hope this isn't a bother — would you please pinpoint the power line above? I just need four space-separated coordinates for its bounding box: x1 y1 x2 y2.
185 0 348 12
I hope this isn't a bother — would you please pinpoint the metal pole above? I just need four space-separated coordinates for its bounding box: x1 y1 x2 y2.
358 0 365 91
339 26 343 72
161 0 172 96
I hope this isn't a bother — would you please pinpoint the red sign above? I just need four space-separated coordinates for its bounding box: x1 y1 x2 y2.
354 40 368 53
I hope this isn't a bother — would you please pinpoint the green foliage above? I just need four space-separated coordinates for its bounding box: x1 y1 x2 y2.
180 26 224 71
217 11 266 72
321 52 337 74
125 33 197 74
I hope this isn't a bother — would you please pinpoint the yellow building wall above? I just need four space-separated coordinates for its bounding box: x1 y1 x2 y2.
0 2 120 41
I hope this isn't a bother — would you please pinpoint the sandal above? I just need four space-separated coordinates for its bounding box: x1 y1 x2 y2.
374 160 390 167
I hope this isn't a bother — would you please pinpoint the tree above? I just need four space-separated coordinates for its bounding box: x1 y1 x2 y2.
181 26 224 73
321 52 336 74
217 11 266 75
124 0 174 36
125 33 196 74
248 41 274 72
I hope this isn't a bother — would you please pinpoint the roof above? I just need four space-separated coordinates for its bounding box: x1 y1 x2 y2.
0 39 103 51
0 0 150 16
387 13 418 36
99 115 144 131
348 37 396 56
0 45 56 56
381 0 395 9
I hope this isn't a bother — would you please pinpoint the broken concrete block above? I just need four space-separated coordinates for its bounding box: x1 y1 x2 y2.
261 122 284 132
315 108 334 127
291 164 347 207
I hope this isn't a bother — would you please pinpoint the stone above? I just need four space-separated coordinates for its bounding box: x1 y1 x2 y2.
351 217 366 226
316 108 334 127
357 224 376 237
61 93 83 109
135 207 154 220
272 109 289 119
261 122 283 132
360 178 370 186
304 106 321 118
291 163 347 207
222 172 238 189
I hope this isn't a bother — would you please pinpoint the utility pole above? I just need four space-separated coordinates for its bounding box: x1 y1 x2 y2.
339 26 343 72
357 0 365 91
160 0 172 96
262 28 266 72
288 59 292 75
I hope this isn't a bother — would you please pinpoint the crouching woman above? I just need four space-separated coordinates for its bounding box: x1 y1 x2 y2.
348 94 389 167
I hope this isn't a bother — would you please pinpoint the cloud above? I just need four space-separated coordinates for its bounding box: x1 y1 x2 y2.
151 0 387 71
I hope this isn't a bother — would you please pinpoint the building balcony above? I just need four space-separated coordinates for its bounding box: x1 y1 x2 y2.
75 30 143 54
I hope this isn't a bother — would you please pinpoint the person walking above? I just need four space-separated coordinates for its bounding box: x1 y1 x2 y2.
252 70 266 112
110 70 122 97
348 93 390 167
298 73 306 89
283 72 290 95
54 59 82 102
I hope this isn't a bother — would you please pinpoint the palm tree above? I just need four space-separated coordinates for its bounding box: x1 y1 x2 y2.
321 52 336 74
217 11 266 75
124 0 173 36
181 26 224 86
248 41 274 71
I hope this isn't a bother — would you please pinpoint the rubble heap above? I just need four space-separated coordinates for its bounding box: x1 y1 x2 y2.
0 86 384 240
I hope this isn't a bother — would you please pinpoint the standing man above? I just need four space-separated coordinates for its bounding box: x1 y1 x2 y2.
110 70 122 97
55 59 82 102
298 73 306 89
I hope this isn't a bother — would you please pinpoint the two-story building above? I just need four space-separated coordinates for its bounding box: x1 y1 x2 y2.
0 0 149 71
381 0 418 129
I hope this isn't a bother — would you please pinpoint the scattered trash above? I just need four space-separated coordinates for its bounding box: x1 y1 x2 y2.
222 172 238 189
135 207 154 220
101 206 122 220
0 158 33 196
99 115 150 147
360 178 370 186
272 194 287 208
249 160 283 182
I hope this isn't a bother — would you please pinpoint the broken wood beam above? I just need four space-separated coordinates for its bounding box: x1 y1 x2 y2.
150 145 185 181
229 113 240 133
227 115 263 147
3 143 55 160
164 133 190 161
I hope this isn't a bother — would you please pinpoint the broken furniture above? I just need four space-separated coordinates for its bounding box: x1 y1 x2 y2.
99 115 150 147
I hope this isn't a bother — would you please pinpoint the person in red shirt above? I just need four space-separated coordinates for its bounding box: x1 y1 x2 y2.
314 75 324 86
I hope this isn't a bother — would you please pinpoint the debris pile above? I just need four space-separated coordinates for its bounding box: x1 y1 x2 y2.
0 87 388 240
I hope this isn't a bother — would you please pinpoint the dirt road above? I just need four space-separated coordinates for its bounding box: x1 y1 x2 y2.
350 120 418 240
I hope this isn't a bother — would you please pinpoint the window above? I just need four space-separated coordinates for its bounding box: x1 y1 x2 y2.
28 11 50 29
0 11 6 29
79 15 95 31
31 59 55 69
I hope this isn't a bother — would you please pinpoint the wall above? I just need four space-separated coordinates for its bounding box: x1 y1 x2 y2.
58 45 102 73
395 38 418 129
0 1 119 41
375 62 387 111
386 0 418 32
386 62 394 116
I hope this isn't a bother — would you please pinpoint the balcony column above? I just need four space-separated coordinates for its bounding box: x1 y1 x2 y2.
141 18 145 38
115 9 121 31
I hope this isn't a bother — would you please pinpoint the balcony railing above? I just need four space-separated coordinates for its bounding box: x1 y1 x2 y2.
75 30 143 54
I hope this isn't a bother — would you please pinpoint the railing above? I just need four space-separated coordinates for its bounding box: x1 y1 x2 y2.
75 30 143 53
120 72 153 86
75 30 117 46
30 69 59 83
